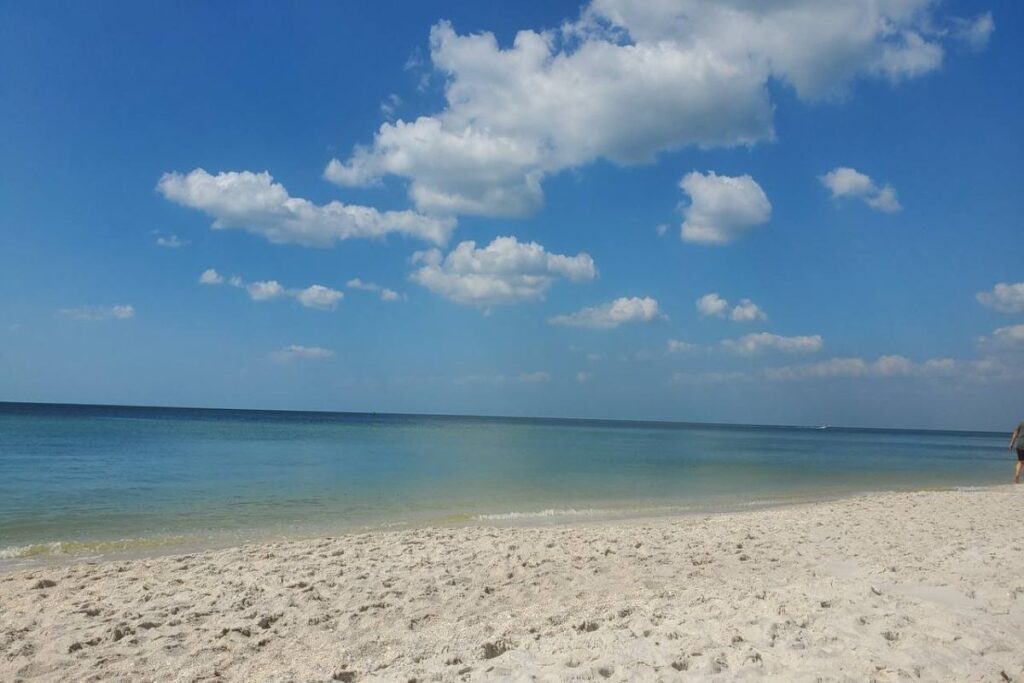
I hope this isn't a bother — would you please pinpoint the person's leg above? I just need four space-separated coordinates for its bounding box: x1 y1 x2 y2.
1017 459 1023 484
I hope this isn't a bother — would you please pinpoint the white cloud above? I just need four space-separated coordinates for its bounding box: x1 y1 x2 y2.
820 167 902 213
409 235 596 308
58 305 135 321
204 271 344 310
518 371 551 383
729 298 767 322
347 278 406 302
549 296 663 329
990 324 1024 348
155 234 189 248
696 293 729 317
247 280 285 301
672 370 748 385
697 293 766 321
666 338 696 353
199 268 224 285
269 345 334 363
722 332 823 355
679 171 771 244
326 2 972 218
296 285 344 311
977 282 1024 314
576 371 593 382
158 169 455 247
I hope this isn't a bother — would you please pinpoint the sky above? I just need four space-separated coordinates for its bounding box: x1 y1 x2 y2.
1 0 1022 430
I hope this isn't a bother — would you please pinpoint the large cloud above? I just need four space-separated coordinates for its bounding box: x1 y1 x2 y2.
409 236 595 308
159 169 454 247
549 296 663 329
820 167 901 213
326 1 984 217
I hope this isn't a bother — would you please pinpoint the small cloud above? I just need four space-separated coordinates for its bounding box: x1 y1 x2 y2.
977 282 1024 314
655 223 669 237
820 167 902 213
517 371 550 383
721 332 823 356
347 278 406 302
58 305 135 321
296 285 344 310
380 93 402 120
576 371 593 382
549 297 664 329
454 371 550 385
679 171 771 245
269 344 334 363
729 298 767 322
247 280 285 301
199 268 224 285
696 293 729 317
155 234 190 248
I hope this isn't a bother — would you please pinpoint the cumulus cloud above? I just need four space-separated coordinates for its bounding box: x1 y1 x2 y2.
296 285 345 310
977 282 1024 314
269 345 334 363
202 270 343 310
158 169 455 247
155 234 189 248
696 293 729 317
347 278 406 302
58 305 135 321
722 332 823 355
989 324 1024 348
199 268 224 285
820 167 902 213
325 1 973 217
247 280 285 301
549 296 663 329
729 298 767 322
409 236 596 308
696 293 766 321
679 171 771 244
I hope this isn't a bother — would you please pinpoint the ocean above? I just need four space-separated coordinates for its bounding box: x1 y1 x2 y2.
0 402 1010 567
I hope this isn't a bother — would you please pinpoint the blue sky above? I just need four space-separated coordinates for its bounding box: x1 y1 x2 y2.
2 0 1022 429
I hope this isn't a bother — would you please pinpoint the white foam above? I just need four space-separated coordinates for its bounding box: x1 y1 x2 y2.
473 508 605 521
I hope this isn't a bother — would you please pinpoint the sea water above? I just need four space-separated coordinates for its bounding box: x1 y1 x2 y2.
0 402 1009 566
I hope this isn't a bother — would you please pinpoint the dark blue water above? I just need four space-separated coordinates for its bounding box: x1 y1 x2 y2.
0 402 1009 564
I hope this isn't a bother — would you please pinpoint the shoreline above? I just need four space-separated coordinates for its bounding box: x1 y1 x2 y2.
0 482 991 573
3 486 1023 681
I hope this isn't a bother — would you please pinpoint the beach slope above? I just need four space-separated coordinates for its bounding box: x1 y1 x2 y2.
3 487 1023 681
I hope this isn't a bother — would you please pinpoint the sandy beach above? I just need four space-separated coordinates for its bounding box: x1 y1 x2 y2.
2 486 1023 682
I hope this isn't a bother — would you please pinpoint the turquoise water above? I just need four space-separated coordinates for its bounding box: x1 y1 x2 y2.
0 402 1010 565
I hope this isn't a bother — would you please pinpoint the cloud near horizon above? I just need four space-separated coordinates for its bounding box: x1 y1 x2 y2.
269 345 335 363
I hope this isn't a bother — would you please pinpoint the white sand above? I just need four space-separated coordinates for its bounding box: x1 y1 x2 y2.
2 487 1023 682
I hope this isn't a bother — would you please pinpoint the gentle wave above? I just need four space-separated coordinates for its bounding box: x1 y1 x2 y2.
473 504 694 522
0 535 190 561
